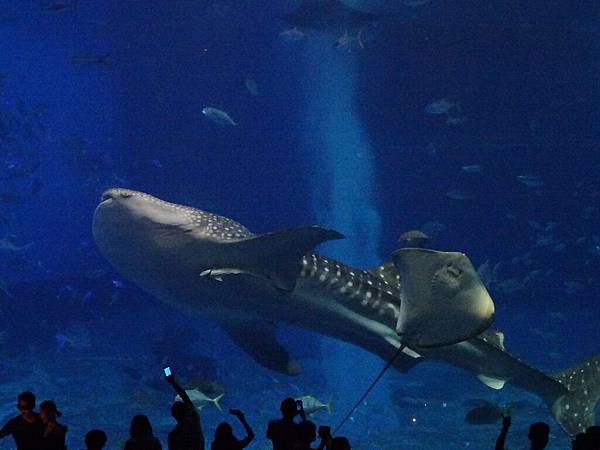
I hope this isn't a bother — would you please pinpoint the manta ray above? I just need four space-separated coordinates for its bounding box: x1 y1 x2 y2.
93 188 599 436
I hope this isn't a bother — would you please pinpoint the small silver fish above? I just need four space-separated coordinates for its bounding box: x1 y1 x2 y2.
462 165 483 174
425 98 455 115
445 189 472 200
297 395 331 415
279 27 307 42
517 175 544 188
245 77 259 96
202 107 237 126
175 389 224 411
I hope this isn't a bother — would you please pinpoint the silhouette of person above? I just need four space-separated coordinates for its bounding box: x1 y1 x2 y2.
85 429 108 450
124 415 162 450
584 426 600 450
330 436 350 450
495 417 549 450
165 368 205 450
528 422 550 450
572 432 587 450
316 425 332 450
210 409 254 450
295 420 317 450
267 398 300 450
0 391 44 450
39 400 68 450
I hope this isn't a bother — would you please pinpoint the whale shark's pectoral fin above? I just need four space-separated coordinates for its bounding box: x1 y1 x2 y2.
215 226 344 292
221 321 301 376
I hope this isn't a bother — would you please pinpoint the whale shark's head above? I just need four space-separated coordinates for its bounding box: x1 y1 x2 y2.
95 187 251 243
93 188 253 277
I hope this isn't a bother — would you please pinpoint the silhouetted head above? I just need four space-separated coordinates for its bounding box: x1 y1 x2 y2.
17 391 35 416
214 422 237 447
330 436 351 450
528 422 550 449
129 415 154 440
297 420 316 447
39 400 62 423
85 429 107 450
280 397 297 419
171 401 187 422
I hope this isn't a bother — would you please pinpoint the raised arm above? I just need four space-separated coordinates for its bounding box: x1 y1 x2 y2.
495 415 511 450
0 419 15 439
229 409 254 448
164 369 194 409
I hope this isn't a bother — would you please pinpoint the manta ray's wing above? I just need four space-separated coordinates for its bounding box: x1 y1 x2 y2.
220 320 301 376
201 226 344 292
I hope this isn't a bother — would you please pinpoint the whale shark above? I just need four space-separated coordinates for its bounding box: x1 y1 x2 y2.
92 188 599 436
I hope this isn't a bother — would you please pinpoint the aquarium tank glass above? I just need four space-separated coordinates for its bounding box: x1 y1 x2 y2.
0 1 598 449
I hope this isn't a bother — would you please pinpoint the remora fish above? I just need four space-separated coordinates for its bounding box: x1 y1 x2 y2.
92 189 598 436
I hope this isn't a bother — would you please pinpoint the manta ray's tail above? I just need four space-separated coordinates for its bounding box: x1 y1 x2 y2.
549 355 600 435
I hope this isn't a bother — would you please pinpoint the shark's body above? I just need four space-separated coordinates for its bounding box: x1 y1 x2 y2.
93 189 598 436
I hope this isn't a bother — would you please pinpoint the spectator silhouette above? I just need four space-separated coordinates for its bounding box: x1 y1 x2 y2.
495 417 550 450
0 391 44 450
315 425 332 450
210 409 254 450
330 437 351 450
572 432 587 450
39 400 68 450
85 429 107 450
165 368 205 450
295 420 317 450
267 398 300 450
585 426 600 450
124 415 162 450
528 422 550 450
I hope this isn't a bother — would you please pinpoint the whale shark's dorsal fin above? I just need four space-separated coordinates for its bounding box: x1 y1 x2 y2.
392 248 495 348
202 226 344 292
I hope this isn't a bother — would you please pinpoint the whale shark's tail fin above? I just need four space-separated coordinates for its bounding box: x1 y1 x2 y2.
549 355 600 435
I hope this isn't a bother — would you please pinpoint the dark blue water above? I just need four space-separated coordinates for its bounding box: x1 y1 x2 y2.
0 1 599 449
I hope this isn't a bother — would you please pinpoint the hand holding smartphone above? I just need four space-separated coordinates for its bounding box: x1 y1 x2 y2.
163 366 173 380
318 425 331 439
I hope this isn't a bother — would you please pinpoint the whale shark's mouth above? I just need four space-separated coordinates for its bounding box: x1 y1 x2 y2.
100 189 134 203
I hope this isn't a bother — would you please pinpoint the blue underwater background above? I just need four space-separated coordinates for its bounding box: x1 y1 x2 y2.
0 0 599 449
